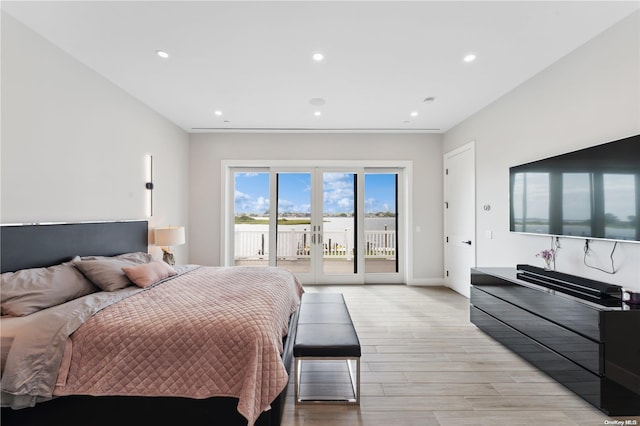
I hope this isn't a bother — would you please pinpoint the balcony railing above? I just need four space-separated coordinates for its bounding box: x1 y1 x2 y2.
234 229 396 260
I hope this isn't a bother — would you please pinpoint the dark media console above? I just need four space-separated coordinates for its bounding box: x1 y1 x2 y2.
470 266 640 415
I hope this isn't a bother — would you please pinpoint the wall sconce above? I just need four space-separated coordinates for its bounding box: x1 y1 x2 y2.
154 226 185 265
145 155 154 217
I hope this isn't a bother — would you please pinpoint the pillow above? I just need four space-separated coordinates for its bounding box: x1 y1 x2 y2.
122 261 177 288
74 258 143 291
80 252 153 264
1 258 98 316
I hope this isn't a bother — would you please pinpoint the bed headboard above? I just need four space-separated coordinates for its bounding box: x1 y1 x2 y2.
1 220 149 273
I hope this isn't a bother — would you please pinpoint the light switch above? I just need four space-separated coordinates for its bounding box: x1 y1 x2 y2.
485 230 493 239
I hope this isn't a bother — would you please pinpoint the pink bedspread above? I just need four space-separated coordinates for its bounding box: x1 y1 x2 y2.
53 266 304 425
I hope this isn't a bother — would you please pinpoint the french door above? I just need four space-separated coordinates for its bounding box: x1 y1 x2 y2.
229 165 403 285
275 168 362 284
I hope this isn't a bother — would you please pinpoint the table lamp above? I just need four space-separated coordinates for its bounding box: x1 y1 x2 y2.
154 226 185 265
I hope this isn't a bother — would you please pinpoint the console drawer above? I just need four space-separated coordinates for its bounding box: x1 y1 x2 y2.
472 287 602 375
471 271 601 341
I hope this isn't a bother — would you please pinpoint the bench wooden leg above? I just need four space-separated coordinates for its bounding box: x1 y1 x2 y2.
294 356 360 405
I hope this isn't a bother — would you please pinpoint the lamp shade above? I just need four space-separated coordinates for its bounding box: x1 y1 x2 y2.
154 226 185 246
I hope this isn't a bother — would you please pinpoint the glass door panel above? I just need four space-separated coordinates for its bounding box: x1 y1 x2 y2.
364 173 398 273
276 172 312 275
321 172 356 275
230 166 403 284
233 171 270 267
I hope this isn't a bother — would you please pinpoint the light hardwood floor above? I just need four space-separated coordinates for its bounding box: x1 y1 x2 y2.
280 285 640 426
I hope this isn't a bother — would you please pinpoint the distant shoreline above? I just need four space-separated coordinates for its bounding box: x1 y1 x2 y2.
235 216 396 232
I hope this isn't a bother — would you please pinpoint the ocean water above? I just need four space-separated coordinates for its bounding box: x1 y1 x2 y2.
235 217 396 232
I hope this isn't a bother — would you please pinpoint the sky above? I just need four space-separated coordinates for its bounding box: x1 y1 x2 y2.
234 172 396 215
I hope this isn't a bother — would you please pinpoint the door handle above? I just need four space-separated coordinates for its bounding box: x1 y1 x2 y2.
462 240 472 245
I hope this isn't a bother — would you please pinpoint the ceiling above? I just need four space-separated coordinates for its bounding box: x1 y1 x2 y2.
3 1 639 133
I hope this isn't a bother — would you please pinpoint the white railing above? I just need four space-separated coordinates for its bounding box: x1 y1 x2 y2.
234 228 396 260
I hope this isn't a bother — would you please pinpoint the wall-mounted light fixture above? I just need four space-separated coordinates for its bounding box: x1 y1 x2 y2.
145 155 154 217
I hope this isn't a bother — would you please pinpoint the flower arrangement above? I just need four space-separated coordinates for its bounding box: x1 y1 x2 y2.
536 249 556 269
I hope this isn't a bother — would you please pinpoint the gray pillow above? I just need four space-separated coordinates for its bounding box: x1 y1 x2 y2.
80 252 153 264
74 258 143 291
1 258 98 316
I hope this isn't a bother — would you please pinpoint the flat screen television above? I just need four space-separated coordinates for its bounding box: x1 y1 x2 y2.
509 134 640 243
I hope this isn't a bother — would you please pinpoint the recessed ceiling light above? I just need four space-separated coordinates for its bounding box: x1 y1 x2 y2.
410 111 419 117
463 53 477 63
314 111 322 117
312 53 324 62
156 50 169 59
214 110 223 116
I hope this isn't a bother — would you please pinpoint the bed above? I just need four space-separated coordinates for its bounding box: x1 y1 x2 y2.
0 220 303 426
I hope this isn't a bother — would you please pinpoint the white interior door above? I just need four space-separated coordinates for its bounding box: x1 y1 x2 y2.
444 142 476 298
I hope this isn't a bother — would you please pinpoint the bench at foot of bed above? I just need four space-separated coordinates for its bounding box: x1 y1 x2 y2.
293 292 361 405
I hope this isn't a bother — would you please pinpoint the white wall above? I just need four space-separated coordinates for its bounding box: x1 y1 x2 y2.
189 132 443 283
444 11 640 290
1 13 190 262
5 6 637 287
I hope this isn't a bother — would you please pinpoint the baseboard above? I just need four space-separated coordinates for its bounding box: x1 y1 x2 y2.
408 278 445 286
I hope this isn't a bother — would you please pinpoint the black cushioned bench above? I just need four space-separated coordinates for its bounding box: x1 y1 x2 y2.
293 293 361 404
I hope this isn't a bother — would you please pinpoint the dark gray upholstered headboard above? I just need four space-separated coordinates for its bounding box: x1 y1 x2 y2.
1 221 149 273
